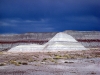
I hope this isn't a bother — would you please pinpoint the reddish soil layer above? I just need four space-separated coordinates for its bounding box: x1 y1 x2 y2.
0 40 48 44
77 39 100 42
0 39 100 44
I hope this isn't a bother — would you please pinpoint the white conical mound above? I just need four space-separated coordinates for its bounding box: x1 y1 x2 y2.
43 32 87 51
49 32 77 42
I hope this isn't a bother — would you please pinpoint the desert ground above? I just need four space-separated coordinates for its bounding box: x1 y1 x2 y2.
0 49 100 75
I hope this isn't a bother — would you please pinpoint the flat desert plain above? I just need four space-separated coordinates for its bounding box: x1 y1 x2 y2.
0 49 100 75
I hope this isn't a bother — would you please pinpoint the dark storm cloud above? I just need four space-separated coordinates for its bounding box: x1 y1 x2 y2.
0 0 100 18
0 0 100 33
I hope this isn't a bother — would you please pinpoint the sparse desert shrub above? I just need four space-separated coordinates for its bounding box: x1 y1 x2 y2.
28 58 33 62
54 54 59 56
21 62 28 65
0 52 3 55
42 58 48 62
41 62 46 64
48 58 55 62
63 54 71 59
34 55 39 58
10 60 17 64
10 60 28 66
0 63 6 66
91 72 96 74
47 52 52 56
10 60 20 66
23 58 29 60
18 61 22 64
33 59 37 61
43 58 47 61
53 55 64 59
5 56 8 58
86 56 90 59
14 62 20 66
64 61 74 63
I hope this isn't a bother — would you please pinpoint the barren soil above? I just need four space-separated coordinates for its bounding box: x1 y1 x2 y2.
0 49 100 75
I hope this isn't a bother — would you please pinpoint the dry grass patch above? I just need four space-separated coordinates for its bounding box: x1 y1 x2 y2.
0 63 6 66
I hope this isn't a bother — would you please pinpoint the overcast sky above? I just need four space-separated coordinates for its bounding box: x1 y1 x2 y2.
0 0 100 33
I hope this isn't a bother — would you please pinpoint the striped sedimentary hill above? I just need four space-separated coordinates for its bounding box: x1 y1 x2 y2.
0 30 100 51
